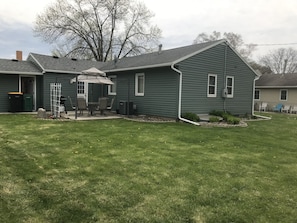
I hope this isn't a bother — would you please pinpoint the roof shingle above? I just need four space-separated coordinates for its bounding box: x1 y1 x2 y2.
0 59 41 74
256 73 297 87
101 40 225 72
28 53 105 74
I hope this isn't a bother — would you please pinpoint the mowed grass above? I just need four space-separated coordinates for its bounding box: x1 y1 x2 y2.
0 113 297 223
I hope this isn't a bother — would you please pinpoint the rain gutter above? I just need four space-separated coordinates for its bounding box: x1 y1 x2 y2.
252 73 271 120
171 63 200 126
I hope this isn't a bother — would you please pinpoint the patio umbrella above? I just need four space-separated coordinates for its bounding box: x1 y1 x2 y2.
71 67 113 85
82 67 107 76
71 74 114 85
72 67 114 119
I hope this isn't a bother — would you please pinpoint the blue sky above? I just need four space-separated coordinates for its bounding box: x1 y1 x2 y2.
1 0 297 61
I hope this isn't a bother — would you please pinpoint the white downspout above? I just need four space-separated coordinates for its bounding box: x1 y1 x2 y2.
171 64 200 126
252 74 271 120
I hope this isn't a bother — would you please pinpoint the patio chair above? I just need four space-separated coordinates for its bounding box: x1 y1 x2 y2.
68 96 76 110
98 97 108 115
107 98 115 111
282 105 291 113
291 105 297 114
259 102 268 112
272 103 283 112
77 97 88 115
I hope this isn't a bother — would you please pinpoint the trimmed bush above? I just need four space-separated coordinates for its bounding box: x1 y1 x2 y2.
209 116 220 123
209 110 240 125
182 112 200 122
226 116 240 125
209 110 225 117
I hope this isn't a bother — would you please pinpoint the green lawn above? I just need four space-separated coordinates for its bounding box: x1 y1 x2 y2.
1 113 297 223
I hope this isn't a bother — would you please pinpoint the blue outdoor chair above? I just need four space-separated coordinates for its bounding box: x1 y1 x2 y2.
272 103 283 112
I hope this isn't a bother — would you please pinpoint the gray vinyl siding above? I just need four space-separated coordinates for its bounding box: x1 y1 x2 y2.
224 47 255 115
0 74 19 112
178 43 255 115
43 73 78 111
115 67 179 118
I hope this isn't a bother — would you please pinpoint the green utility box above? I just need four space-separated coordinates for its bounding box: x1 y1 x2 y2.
23 94 33 112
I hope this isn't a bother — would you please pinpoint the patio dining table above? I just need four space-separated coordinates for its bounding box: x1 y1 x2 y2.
88 102 99 116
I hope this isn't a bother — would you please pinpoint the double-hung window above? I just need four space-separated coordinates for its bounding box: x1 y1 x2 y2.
226 76 234 98
207 74 217 97
135 73 145 96
108 75 117 95
280 89 288 101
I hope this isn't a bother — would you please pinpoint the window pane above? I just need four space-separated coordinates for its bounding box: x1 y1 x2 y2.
209 76 215 85
254 90 260 99
138 76 144 93
77 82 84 94
227 78 232 86
208 74 217 97
227 87 232 94
135 73 145 96
209 86 215 94
110 78 116 93
281 90 287 100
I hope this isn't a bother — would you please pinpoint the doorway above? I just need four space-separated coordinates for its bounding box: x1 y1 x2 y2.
20 76 36 111
77 81 88 102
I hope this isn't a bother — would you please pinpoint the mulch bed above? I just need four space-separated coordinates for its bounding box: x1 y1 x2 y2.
125 115 249 127
124 115 176 123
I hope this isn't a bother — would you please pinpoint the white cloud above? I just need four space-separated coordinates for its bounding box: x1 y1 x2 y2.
0 0 54 25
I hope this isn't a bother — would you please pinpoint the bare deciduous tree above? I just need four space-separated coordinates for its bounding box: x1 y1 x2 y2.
34 0 161 61
259 48 297 74
193 31 256 61
249 61 272 75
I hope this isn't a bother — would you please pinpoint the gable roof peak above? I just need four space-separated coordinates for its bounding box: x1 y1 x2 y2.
102 39 226 72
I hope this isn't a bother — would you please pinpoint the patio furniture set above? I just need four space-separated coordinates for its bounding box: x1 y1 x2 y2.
69 96 114 116
259 102 297 114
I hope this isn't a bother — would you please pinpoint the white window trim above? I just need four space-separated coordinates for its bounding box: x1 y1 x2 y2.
207 74 217 97
226 76 234 98
254 89 260 101
108 75 117 96
135 73 145 96
280 89 288 101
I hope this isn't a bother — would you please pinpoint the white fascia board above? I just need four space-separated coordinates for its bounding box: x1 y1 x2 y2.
43 69 81 75
0 71 42 75
102 62 171 73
